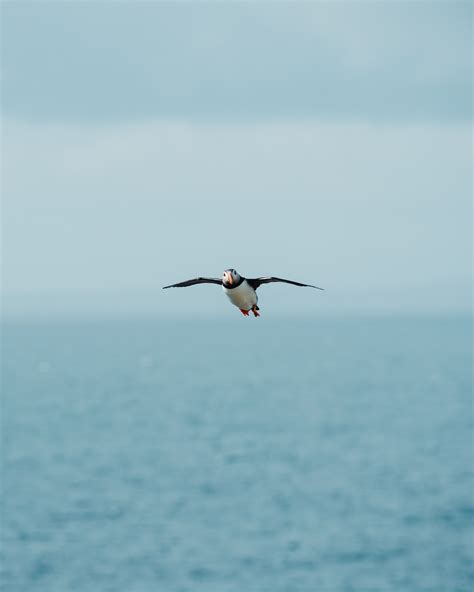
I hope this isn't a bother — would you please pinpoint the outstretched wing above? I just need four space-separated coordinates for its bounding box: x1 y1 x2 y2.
247 277 324 290
163 277 222 289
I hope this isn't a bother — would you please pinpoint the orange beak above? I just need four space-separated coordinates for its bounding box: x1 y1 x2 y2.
225 272 233 286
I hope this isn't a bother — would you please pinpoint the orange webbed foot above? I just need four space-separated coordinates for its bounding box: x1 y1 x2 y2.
240 309 250 316
252 306 260 317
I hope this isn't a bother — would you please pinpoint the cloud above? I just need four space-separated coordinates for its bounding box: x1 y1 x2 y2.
2 1 471 122
3 118 471 203
2 118 471 317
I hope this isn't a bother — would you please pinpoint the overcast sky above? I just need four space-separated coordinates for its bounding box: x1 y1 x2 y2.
2 1 472 318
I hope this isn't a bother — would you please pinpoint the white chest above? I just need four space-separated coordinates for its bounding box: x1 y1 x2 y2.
223 281 257 310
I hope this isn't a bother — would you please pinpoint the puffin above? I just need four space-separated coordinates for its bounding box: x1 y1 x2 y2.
163 269 323 317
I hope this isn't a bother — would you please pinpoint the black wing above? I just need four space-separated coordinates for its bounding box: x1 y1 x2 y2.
163 277 222 289
247 277 324 290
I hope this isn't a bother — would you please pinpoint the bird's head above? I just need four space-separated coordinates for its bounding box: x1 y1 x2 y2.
222 268 240 287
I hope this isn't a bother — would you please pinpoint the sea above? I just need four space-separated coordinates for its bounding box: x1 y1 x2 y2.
1 316 472 592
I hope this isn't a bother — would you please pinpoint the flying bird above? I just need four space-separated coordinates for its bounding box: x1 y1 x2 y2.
163 269 323 317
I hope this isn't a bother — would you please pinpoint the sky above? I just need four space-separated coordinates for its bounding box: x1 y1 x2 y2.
1 1 472 318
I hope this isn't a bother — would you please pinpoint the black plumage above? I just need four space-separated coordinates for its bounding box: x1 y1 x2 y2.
246 277 324 290
162 277 222 289
163 275 323 291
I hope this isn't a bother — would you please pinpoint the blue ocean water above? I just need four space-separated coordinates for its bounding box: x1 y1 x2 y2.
1 316 472 592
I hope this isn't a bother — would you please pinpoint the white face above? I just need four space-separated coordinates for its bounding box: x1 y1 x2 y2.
222 269 240 286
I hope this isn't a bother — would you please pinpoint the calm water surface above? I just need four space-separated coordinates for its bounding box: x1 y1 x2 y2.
1 317 473 591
